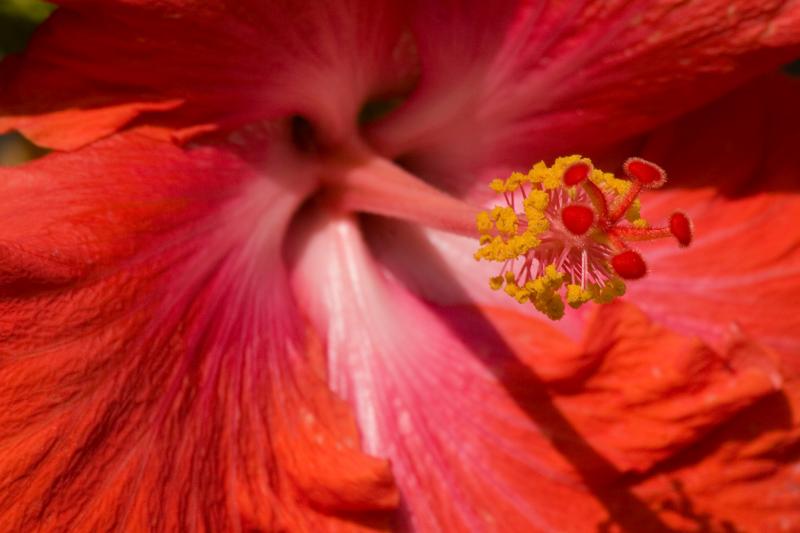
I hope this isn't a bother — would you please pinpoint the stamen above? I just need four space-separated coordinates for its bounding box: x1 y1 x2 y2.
474 155 692 320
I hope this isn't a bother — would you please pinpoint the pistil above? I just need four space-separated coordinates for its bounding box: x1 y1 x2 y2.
320 144 479 237
474 156 693 320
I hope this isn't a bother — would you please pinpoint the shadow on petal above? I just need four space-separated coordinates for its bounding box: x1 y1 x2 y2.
378 223 675 532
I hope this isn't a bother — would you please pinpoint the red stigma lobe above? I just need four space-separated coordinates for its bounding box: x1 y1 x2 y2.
669 212 693 247
623 157 667 188
563 162 591 186
611 250 647 279
609 158 668 222
561 204 594 236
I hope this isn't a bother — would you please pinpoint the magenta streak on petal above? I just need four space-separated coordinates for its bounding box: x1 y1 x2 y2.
291 214 604 532
322 148 480 237
367 0 800 202
83 176 307 443
367 1 648 161
94 173 309 480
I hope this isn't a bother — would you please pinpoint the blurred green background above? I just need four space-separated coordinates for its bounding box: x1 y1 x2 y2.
0 0 54 166
0 0 54 59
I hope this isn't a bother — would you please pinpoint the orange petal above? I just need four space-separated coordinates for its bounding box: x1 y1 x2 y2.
0 133 397 530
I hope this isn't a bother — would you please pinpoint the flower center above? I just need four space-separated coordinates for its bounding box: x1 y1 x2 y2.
474 156 693 320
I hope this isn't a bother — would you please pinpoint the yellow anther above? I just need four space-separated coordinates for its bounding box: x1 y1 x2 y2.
506 172 526 191
489 178 506 193
522 270 564 320
525 190 549 212
476 211 493 234
566 284 593 308
545 298 565 320
632 218 649 229
504 281 519 298
528 277 546 294
493 206 518 235
590 169 631 195
624 199 643 223
609 278 626 295
553 155 584 167
543 264 564 285
519 230 541 251
473 235 502 261
534 291 565 320
542 171 561 190
527 161 548 183
525 212 549 236
489 275 504 291
592 278 626 304
505 236 522 257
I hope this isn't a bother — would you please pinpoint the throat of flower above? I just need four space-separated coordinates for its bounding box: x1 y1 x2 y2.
475 156 693 320
320 145 479 237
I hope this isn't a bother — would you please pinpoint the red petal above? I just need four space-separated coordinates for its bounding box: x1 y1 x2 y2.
368 0 800 193
629 74 800 363
561 302 783 475
0 0 412 149
571 303 799 531
631 383 800 531
0 134 397 530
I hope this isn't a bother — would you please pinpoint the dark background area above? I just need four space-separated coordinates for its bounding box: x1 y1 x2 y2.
0 0 53 165
0 0 54 58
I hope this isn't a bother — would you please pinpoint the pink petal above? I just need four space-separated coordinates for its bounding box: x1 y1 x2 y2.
361 219 590 339
0 0 413 149
0 134 397 530
292 212 788 531
368 0 800 196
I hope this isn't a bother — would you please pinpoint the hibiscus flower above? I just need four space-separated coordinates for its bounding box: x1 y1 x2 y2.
1 1 799 531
